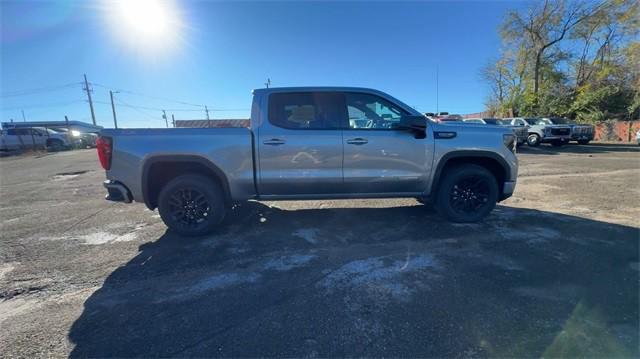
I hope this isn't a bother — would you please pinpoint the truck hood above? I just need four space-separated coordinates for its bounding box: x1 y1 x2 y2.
431 121 513 135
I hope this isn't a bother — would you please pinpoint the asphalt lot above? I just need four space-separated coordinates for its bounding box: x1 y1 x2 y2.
1 143 639 357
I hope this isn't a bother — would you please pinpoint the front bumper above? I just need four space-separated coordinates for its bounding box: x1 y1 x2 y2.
500 181 516 201
542 135 571 142
104 180 132 203
570 134 594 141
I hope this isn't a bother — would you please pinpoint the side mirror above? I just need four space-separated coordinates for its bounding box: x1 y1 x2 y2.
395 115 427 135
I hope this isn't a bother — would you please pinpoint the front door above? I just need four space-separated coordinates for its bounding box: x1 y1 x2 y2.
342 92 430 194
257 92 345 196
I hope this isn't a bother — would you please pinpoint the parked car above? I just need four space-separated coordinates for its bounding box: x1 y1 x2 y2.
541 117 594 145
0 129 21 152
51 128 98 148
636 129 640 146
4 127 72 151
435 113 464 122
463 118 527 146
503 117 571 147
98 86 519 236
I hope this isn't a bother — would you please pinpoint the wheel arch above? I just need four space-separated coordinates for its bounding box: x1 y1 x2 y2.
141 155 231 210
430 151 509 199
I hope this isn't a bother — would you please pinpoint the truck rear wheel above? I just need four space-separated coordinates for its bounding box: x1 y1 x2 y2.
434 164 498 223
158 174 227 236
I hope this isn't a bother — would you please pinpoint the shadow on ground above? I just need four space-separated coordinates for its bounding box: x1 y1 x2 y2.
68 202 639 357
518 142 640 155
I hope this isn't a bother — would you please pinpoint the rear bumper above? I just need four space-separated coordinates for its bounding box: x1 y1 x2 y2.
103 180 132 203
500 180 516 201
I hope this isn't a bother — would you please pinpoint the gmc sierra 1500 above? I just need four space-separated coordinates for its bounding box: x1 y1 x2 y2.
98 87 518 236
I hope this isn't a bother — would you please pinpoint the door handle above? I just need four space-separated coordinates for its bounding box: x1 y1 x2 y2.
346 138 368 145
263 138 286 146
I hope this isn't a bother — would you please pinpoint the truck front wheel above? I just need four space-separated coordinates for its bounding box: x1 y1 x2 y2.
527 134 541 147
158 174 227 236
434 165 499 223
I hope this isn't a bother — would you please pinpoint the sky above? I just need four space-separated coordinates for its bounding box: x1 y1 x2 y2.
0 0 530 128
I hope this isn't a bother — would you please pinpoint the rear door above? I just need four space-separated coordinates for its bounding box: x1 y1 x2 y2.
342 92 430 194
257 92 345 196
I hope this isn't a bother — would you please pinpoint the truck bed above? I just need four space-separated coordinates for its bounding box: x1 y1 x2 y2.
100 127 256 205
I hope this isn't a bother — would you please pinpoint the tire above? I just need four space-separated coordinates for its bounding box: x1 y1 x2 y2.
551 140 564 147
157 174 227 236
577 140 590 145
434 164 499 223
46 139 64 152
527 133 541 147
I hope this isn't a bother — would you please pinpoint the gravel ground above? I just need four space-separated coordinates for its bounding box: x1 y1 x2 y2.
0 143 639 358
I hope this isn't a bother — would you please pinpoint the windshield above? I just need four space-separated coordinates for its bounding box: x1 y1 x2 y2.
525 118 549 125
483 118 503 125
548 117 573 124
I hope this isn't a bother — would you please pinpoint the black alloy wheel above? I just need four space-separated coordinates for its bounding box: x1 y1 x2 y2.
449 175 491 216
435 164 499 222
158 174 227 236
167 188 211 229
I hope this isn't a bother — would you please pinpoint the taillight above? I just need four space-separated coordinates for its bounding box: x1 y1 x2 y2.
96 136 112 170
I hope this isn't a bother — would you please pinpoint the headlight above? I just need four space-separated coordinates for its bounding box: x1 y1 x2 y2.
503 133 516 153
70 130 81 137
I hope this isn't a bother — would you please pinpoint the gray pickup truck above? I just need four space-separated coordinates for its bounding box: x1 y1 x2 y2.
540 117 594 145
503 117 572 147
98 87 518 236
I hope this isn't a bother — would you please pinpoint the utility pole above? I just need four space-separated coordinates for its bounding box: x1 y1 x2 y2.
65 115 71 146
171 113 176 127
109 90 118 129
83 74 97 126
265 78 271 88
162 110 168 128
436 64 439 114
21 109 26 122
205 105 211 128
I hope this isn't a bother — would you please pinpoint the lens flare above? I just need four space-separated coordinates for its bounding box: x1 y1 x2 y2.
101 0 185 54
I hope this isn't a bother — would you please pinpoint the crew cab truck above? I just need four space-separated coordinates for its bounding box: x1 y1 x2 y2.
503 117 571 147
98 87 518 236
540 117 594 145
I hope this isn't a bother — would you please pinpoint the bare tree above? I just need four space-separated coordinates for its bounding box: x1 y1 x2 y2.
502 0 608 105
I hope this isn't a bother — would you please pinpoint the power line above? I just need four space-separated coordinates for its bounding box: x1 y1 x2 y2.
1 82 81 98
0 98 86 110
112 99 166 122
91 82 206 108
94 100 199 112
93 99 246 113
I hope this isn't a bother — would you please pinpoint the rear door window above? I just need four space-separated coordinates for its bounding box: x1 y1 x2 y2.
268 92 346 130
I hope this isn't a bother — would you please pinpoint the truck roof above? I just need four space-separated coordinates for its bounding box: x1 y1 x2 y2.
252 87 420 115
254 86 386 95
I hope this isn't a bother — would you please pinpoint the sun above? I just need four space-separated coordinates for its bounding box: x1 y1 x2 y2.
102 0 185 53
